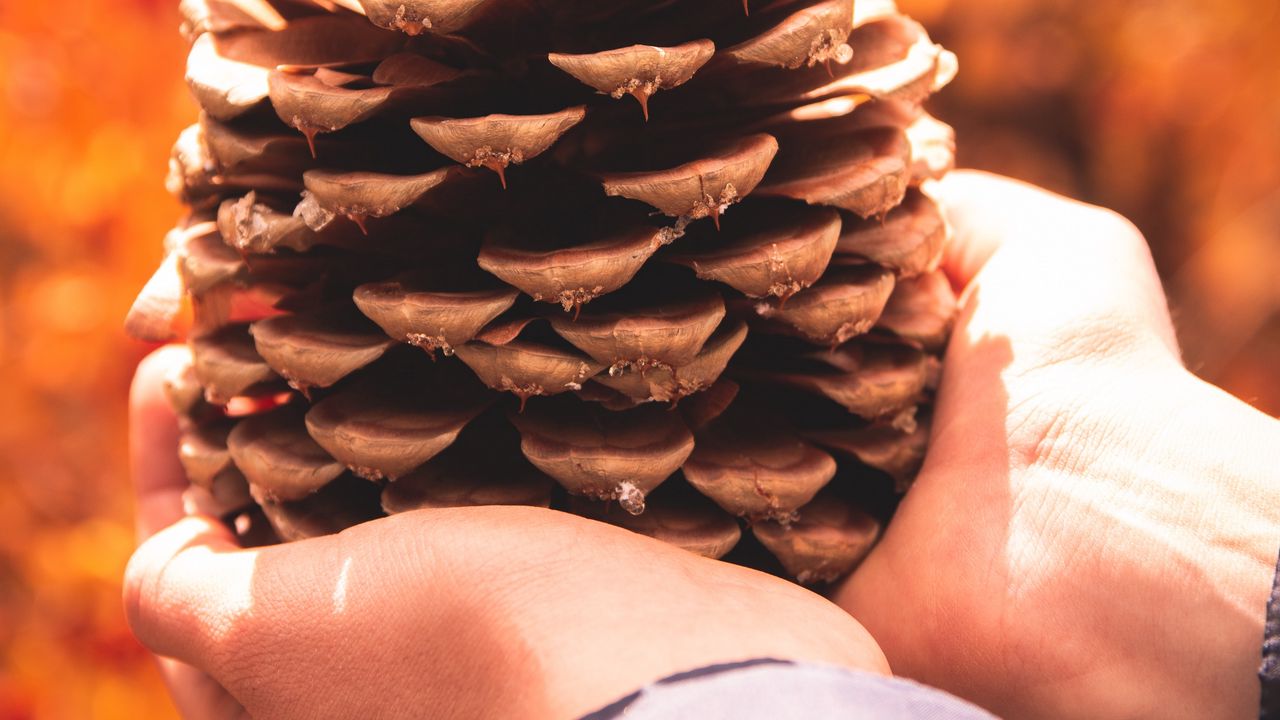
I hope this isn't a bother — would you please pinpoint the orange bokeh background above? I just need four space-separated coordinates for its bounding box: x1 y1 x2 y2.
0 1 1275 717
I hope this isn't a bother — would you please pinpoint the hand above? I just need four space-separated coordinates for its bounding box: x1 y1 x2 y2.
836 171 1280 719
125 347 888 720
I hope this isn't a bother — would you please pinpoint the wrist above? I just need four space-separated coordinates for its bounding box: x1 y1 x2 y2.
1134 368 1280 715
1158 370 1280 575
1005 361 1278 717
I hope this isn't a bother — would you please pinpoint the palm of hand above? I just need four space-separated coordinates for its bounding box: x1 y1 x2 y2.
126 350 885 720
837 172 1277 719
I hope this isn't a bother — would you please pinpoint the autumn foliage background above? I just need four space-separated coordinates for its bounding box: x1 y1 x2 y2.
0 0 1277 717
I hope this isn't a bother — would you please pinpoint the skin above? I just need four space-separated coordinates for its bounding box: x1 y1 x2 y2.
126 170 1280 719
836 171 1280 719
126 350 888 720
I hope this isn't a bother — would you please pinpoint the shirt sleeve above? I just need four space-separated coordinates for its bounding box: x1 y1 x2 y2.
581 659 998 720
1260 548 1280 719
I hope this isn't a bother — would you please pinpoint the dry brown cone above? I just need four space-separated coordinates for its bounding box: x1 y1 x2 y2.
130 0 959 585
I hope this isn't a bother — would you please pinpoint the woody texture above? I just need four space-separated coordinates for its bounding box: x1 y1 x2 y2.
128 0 959 585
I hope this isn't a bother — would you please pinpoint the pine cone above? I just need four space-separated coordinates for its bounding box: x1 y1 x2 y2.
131 0 959 585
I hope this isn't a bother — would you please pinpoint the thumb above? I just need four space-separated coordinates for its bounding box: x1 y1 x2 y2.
130 344 193 539
929 170 1180 367
123 515 253 670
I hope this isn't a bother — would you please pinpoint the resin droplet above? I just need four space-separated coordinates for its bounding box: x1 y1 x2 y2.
617 482 646 515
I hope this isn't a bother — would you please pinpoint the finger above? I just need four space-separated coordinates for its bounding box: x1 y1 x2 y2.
123 515 252 670
131 351 248 717
930 170 1056 289
156 658 249 720
130 344 194 539
929 169 1180 361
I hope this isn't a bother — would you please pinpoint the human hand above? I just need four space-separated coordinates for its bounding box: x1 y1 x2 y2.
836 171 1280 719
125 346 888 720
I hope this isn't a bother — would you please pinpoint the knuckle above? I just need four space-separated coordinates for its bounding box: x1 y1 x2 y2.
122 540 179 652
1081 206 1158 269
1043 199 1147 252
122 529 247 667
1085 205 1144 242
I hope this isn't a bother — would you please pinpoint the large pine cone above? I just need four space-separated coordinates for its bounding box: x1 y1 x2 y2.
128 0 959 585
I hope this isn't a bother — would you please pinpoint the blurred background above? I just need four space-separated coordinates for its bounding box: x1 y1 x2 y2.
0 0 1276 716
